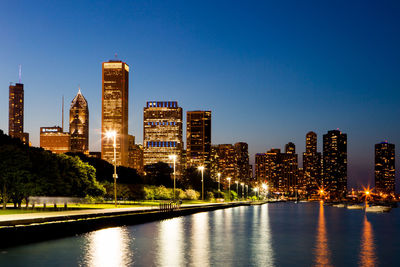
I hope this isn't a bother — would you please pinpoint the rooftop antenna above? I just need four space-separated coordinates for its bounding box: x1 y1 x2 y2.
18 65 22 83
62 95 64 132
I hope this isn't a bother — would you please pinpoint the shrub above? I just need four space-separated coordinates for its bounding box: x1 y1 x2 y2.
185 189 200 200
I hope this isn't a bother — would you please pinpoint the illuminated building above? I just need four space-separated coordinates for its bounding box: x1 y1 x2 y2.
234 142 250 182
375 141 395 195
143 101 183 176
303 131 322 194
186 110 211 168
40 126 70 154
210 144 238 185
282 142 298 193
128 135 144 174
323 130 347 198
101 60 129 166
9 83 29 144
69 88 89 153
255 144 299 194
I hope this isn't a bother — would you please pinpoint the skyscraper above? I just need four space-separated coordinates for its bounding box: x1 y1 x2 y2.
303 131 322 194
323 130 347 198
143 101 183 175
186 110 211 168
210 144 238 186
69 88 89 153
375 142 395 195
101 60 129 166
128 135 144 175
9 83 29 144
282 142 298 193
234 142 250 182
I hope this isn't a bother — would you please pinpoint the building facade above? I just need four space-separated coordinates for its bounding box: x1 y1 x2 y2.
69 88 89 153
186 110 211 168
303 131 322 194
143 101 183 176
9 83 29 144
40 126 70 154
234 142 250 182
101 60 129 166
323 130 347 198
210 144 238 186
128 135 144 175
375 142 395 195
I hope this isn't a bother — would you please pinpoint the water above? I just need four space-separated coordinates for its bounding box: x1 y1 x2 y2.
1 202 399 267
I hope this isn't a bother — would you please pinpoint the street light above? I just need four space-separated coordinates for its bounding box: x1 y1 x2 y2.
245 185 248 199
169 154 177 201
241 183 244 199
106 130 118 207
198 166 205 201
227 177 231 201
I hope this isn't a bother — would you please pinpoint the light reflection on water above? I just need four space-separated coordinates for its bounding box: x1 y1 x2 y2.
190 212 210 266
1 203 399 266
81 227 132 267
313 202 332 267
359 215 377 267
156 217 185 267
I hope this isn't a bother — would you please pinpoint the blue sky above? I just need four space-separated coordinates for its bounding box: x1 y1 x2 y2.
1 0 399 190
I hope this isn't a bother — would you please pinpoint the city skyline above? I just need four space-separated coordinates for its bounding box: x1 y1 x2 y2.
1 1 400 190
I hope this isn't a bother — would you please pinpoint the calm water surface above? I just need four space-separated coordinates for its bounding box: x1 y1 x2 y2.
1 202 399 267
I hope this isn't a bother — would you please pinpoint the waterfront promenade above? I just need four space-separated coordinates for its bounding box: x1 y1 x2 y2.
0 201 260 248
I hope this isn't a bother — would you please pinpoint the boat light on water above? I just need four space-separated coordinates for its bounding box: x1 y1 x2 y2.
365 205 391 213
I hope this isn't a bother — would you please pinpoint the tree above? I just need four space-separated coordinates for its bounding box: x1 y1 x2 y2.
144 162 173 187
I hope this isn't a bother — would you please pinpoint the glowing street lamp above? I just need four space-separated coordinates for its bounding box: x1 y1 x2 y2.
169 154 177 201
245 184 248 199
106 130 118 207
253 187 258 198
198 166 205 201
227 177 231 201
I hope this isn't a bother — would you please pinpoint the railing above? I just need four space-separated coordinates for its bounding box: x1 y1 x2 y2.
159 202 181 212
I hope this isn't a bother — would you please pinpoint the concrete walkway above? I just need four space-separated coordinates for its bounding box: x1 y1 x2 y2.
0 202 235 226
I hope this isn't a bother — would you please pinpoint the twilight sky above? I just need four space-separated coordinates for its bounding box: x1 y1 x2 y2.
1 0 399 190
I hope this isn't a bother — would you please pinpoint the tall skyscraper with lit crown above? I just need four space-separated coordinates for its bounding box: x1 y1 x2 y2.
69 88 89 153
101 60 129 166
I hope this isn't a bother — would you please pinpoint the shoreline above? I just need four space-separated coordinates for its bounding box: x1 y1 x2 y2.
0 201 266 249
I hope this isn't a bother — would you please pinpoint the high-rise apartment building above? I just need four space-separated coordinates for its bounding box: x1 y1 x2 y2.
128 135 144 175
323 130 347 198
375 142 395 195
101 60 129 166
210 144 238 186
143 101 183 176
234 142 250 182
303 131 322 194
282 142 298 193
69 88 89 153
9 83 29 144
186 111 211 168
40 126 70 154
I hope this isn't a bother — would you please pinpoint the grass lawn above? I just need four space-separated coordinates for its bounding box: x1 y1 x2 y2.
0 209 47 215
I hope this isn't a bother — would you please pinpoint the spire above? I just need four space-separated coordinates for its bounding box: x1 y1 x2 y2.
18 65 22 83
78 86 81 94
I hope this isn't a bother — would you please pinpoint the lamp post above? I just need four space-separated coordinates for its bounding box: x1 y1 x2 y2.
198 166 205 201
241 183 244 199
169 154 177 201
227 177 231 201
245 185 248 199
106 130 118 207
